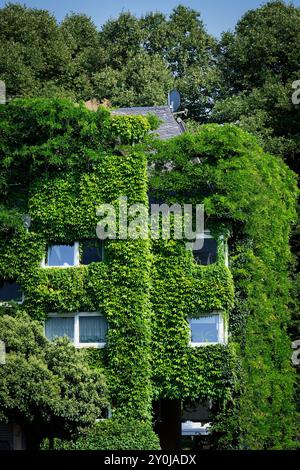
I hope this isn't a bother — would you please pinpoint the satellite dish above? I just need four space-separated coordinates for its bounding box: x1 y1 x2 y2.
168 90 181 113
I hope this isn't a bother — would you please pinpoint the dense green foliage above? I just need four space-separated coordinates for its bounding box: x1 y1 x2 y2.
42 420 160 450
0 100 238 434
1 1 299 164
0 98 151 216
0 92 298 450
0 0 298 452
0 98 154 425
1 1 299 166
213 1 300 172
149 124 299 448
0 0 298 453
0 3 217 118
150 241 235 402
0 310 108 449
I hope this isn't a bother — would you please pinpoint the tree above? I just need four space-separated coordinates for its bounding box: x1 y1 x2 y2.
60 13 105 100
0 3 72 99
0 4 217 117
164 5 216 78
141 6 218 119
0 309 108 450
212 1 300 172
92 53 173 107
99 12 143 69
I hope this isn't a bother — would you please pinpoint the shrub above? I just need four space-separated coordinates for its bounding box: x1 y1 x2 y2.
42 419 161 450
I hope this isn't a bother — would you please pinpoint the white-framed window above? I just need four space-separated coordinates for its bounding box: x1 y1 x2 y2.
0 280 24 304
45 312 108 348
193 231 218 266
189 312 226 346
42 241 105 268
42 243 80 268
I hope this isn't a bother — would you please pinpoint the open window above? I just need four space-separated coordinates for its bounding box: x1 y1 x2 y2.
45 312 108 348
44 243 79 267
189 313 226 346
0 280 23 303
193 231 217 266
81 240 104 265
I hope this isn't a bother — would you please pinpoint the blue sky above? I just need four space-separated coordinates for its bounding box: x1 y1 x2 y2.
0 0 299 37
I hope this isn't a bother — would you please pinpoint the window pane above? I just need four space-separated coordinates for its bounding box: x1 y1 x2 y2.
82 240 103 265
193 238 217 265
47 245 75 266
45 317 74 341
0 281 23 302
79 316 107 343
190 316 219 343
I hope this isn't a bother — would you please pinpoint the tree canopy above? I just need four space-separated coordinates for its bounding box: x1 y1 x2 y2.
0 0 299 451
0 3 217 116
0 308 108 449
213 1 300 172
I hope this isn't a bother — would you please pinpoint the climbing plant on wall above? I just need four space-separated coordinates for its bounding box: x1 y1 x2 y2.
0 99 298 449
148 124 299 449
0 99 154 427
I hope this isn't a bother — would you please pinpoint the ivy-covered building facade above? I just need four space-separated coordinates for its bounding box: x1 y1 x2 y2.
0 98 298 450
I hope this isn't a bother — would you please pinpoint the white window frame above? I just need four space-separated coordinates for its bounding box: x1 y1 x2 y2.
46 312 107 348
42 242 80 268
189 312 227 347
219 234 229 268
181 421 212 436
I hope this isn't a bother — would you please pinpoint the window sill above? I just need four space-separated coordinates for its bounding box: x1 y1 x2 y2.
75 342 106 349
189 341 226 347
41 264 102 269
42 265 80 269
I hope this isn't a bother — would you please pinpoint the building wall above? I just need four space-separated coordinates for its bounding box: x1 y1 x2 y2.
151 237 235 403
0 101 235 428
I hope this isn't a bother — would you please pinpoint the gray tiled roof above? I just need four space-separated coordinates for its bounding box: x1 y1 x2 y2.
112 106 184 140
